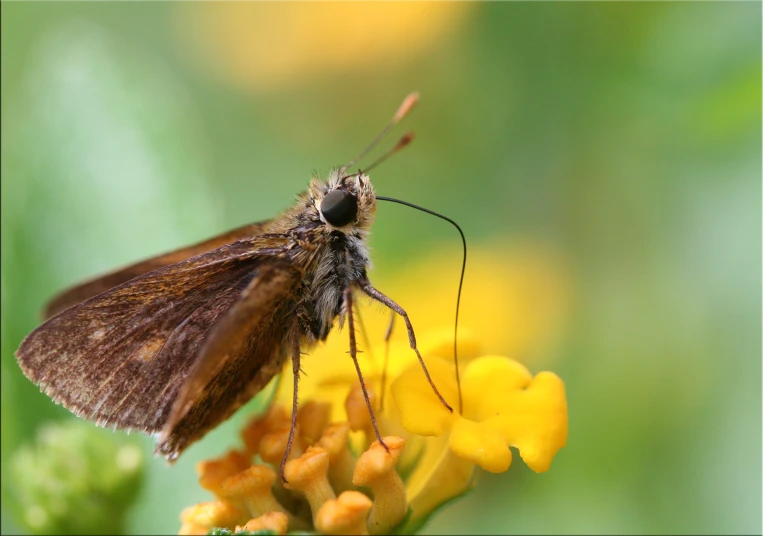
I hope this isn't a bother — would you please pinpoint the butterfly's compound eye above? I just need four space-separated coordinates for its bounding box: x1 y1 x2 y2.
321 189 358 227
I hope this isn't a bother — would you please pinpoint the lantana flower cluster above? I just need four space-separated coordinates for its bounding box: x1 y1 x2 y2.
178 330 568 535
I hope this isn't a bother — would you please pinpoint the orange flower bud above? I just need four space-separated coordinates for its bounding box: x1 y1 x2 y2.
353 437 407 534
315 491 373 535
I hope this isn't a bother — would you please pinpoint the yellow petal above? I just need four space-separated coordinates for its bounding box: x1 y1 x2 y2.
405 436 476 530
459 356 568 473
490 371 568 473
448 417 512 473
460 355 533 421
390 358 457 437
419 326 483 363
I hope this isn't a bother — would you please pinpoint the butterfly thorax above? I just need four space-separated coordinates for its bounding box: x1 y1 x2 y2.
260 169 377 345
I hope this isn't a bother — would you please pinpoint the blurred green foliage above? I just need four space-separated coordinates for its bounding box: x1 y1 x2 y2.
207 530 275 536
10 420 143 535
1 2 760 535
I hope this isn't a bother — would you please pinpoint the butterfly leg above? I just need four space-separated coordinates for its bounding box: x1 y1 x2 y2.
280 333 301 484
344 287 388 451
359 278 453 413
379 311 395 411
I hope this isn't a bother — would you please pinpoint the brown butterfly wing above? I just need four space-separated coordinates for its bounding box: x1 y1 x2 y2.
15 238 296 439
158 261 302 458
44 220 271 319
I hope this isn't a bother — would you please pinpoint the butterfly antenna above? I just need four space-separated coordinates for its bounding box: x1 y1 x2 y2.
362 133 415 175
341 92 419 173
376 196 467 414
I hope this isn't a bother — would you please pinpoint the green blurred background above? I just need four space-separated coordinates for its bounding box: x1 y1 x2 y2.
1 2 760 534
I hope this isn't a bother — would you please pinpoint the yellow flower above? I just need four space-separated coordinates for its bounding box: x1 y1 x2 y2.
393 355 568 473
178 332 568 534
393 353 567 527
173 3 472 92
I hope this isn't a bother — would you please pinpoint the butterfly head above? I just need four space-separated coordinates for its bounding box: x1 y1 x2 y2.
310 170 377 234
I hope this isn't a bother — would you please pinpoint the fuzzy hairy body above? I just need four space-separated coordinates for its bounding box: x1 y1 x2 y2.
16 169 379 459
260 170 376 343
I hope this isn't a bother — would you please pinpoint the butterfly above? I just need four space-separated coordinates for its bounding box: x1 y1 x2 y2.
15 93 462 479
